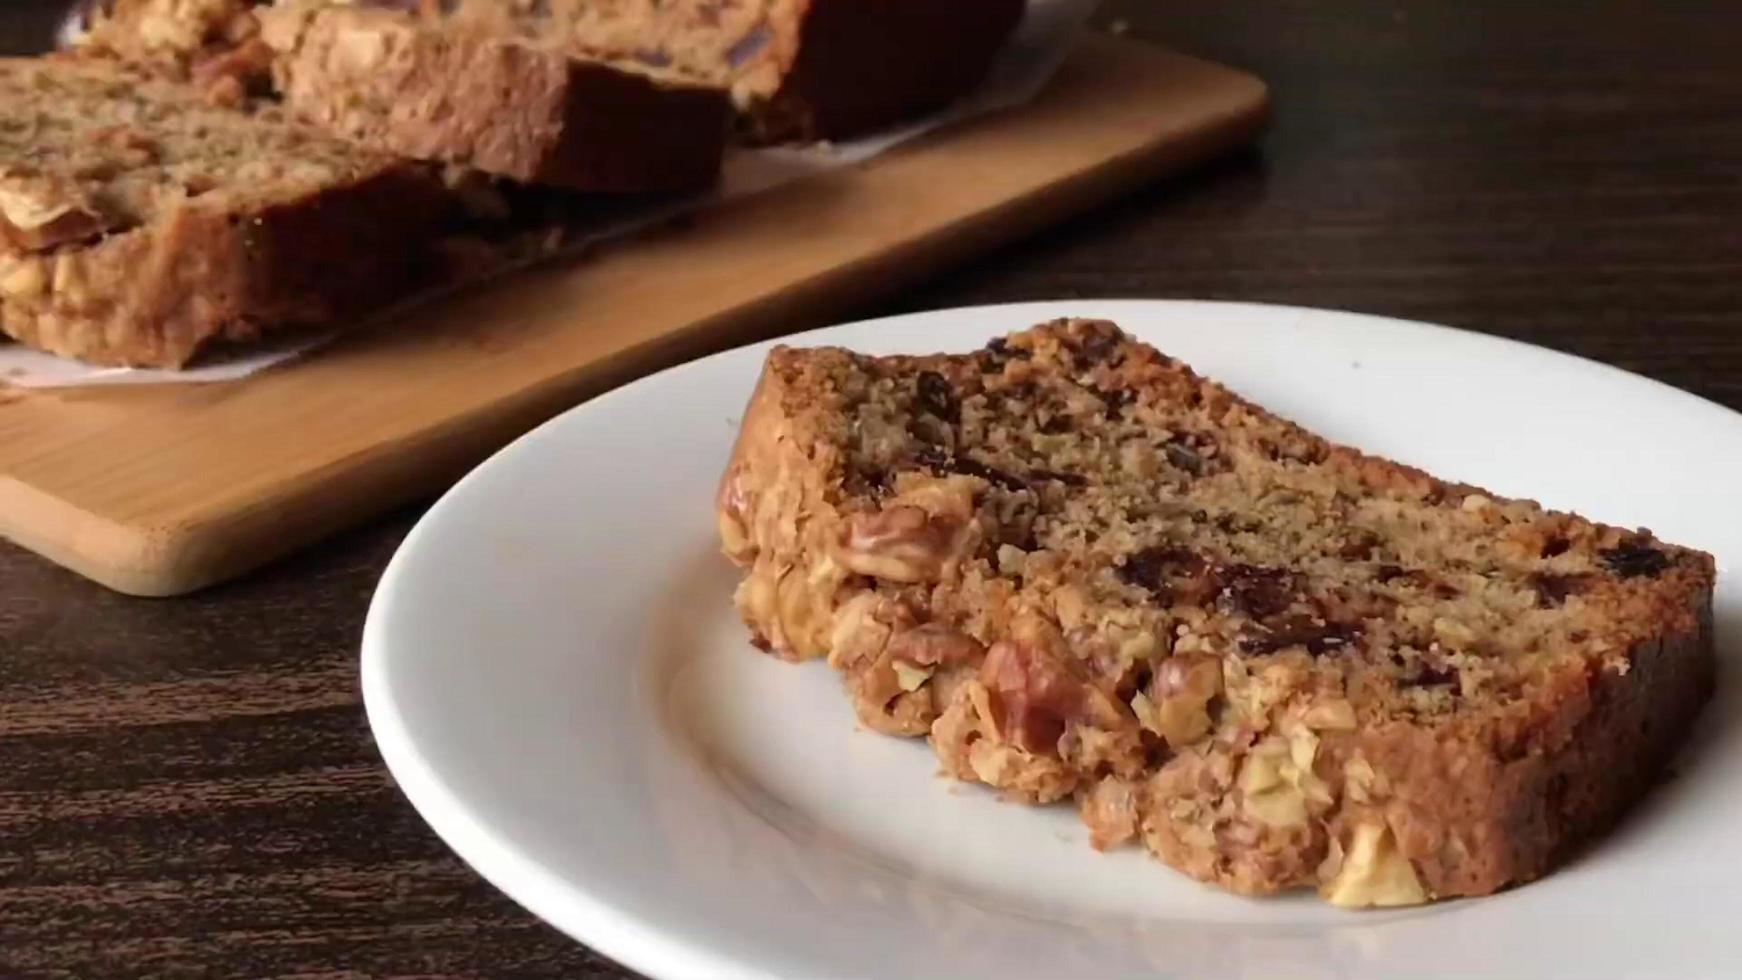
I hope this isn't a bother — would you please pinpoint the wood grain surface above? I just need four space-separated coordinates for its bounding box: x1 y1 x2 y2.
4 1 1741 977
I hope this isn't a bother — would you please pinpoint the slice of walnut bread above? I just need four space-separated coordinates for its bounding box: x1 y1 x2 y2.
258 1 732 193
715 318 1715 906
0 57 445 367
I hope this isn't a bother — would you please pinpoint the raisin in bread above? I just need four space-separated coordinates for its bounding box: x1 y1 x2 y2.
715 318 1715 906
257 1 731 193
0 57 444 367
425 0 1025 143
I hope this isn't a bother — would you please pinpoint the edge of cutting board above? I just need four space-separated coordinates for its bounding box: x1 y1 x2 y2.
0 35 1268 595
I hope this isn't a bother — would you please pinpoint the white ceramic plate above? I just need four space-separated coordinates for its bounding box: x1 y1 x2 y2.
362 300 1742 980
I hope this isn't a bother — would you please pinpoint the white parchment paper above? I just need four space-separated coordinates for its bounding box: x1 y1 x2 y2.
4 0 1097 389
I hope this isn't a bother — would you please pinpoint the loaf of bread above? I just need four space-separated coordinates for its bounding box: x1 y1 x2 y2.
715 318 1715 905
258 1 732 193
494 0 1028 142
0 57 445 367
70 0 1027 144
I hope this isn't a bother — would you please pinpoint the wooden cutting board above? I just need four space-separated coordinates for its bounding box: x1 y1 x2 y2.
0 35 1266 596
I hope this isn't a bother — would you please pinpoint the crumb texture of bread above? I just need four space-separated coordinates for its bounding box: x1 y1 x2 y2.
0 57 444 367
715 318 1717 906
260 1 731 192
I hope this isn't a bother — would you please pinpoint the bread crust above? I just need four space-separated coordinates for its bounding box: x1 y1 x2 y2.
715 318 1718 905
1356 597 1712 896
262 4 731 192
743 0 1026 142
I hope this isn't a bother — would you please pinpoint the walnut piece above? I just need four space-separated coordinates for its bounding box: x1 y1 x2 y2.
982 638 1081 754
1300 697 1357 731
838 477 977 582
930 679 1078 802
1238 739 1305 827
713 462 755 560
888 623 984 668
980 631 1127 756
892 661 932 692
0 171 111 251
827 591 901 670
839 509 948 581
774 555 845 657
1237 727 1332 829
1320 821 1429 907
1343 755 1381 805
733 553 845 660
1081 775 1140 850
1132 655 1222 747
846 653 931 734
0 259 47 299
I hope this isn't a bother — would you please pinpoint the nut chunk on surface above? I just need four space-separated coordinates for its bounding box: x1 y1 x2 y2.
715 317 1716 907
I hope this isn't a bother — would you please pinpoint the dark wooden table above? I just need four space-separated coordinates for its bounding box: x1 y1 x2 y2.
4 2 1740 977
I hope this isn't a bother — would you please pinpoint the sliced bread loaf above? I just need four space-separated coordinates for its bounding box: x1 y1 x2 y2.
0 57 445 367
70 0 1026 145
258 1 732 193
493 0 1028 142
715 318 1715 905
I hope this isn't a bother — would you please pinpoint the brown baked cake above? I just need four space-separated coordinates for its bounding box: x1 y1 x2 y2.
439 0 1027 143
0 57 444 367
258 1 732 193
715 318 1715 906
